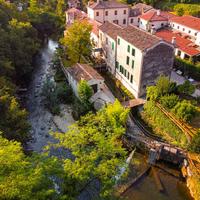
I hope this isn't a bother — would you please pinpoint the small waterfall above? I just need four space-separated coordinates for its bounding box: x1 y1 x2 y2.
115 148 136 182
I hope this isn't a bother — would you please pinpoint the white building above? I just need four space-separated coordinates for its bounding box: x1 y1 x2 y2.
65 63 104 97
139 10 175 32
170 15 200 46
98 22 174 98
87 0 129 26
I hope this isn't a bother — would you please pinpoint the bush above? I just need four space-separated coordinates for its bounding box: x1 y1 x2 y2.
172 100 197 122
189 132 200 153
142 101 188 147
177 80 195 96
174 57 200 81
160 94 179 109
57 82 73 104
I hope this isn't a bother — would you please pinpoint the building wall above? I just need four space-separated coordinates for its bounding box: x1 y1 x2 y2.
139 18 168 31
128 16 139 26
99 30 116 74
87 7 129 26
196 32 200 46
116 36 143 98
170 22 199 39
139 42 174 97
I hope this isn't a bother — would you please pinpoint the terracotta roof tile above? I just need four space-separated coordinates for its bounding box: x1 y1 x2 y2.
88 0 129 10
156 29 200 56
140 10 176 22
99 21 123 40
119 25 162 51
66 63 104 82
170 15 200 31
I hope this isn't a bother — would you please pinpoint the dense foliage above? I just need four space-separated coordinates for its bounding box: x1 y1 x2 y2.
61 20 92 63
0 135 63 200
54 100 129 198
142 101 188 147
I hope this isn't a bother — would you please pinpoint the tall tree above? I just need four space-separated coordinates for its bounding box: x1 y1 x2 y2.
53 100 129 198
61 20 92 63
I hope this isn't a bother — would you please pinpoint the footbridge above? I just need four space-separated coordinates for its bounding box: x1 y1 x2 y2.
122 98 146 108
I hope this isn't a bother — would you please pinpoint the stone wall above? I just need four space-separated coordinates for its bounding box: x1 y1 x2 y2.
139 43 174 97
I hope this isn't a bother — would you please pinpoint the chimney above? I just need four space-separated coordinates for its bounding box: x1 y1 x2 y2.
157 9 161 16
172 37 176 45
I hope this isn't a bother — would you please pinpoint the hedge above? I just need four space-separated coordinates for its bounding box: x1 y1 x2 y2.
174 57 200 81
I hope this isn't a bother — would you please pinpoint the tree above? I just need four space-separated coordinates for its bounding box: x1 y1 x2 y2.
156 75 171 96
61 20 92 63
189 132 200 153
0 94 30 144
146 86 159 101
177 7 185 16
177 80 195 96
160 94 179 109
53 100 129 198
172 100 196 122
0 135 63 200
78 80 93 104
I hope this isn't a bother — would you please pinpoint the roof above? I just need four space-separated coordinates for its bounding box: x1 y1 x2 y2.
88 0 129 10
140 10 176 22
156 29 200 56
118 25 162 51
66 8 87 20
170 15 200 31
87 19 102 36
99 21 123 40
129 3 153 17
66 63 104 82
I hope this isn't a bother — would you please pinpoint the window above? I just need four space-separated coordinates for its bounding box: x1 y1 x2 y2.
123 19 126 24
173 24 174 27
126 56 130 65
124 69 127 77
114 10 117 15
105 11 108 16
132 48 135 56
188 30 191 34
183 28 185 31
120 65 122 72
177 26 179 29
96 12 99 16
121 66 124 74
130 75 133 83
132 60 134 69
127 72 130 80
116 61 119 69
106 37 108 44
127 45 130 53
161 23 164 26
113 20 118 24
140 21 142 25
124 10 126 14
131 18 133 23
118 38 120 45
195 32 197 36
112 42 114 50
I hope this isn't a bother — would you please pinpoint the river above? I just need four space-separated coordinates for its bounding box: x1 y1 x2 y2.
25 40 192 200
26 39 74 155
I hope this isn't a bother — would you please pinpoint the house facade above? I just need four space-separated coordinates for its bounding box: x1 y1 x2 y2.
66 63 104 97
87 0 129 26
98 22 174 98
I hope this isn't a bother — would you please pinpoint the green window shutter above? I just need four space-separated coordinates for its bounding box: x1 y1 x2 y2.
130 75 133 83
127 72 130 79
112 42 114 50
124 69 127 77
127 45 130 52
118 38 120 45
132 60 134 69
120 65 122 72
132 48 135 56
116 61 119 69
126 56 129 65
121 66 124 74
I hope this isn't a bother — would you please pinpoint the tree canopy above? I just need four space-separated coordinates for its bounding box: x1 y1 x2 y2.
53 100 129 198
61 20 92 63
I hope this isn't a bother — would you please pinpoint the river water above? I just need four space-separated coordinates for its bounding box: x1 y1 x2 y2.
25 40 193 200
26 39 74 155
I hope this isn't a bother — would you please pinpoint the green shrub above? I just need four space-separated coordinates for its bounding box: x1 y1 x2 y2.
142 101 188 147
172 100 197 122
177 80 195 96
174 57 200 81
189 132 200 153
160 94 179 109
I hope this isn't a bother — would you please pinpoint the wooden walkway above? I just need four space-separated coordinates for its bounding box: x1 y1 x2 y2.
122 98 146 108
